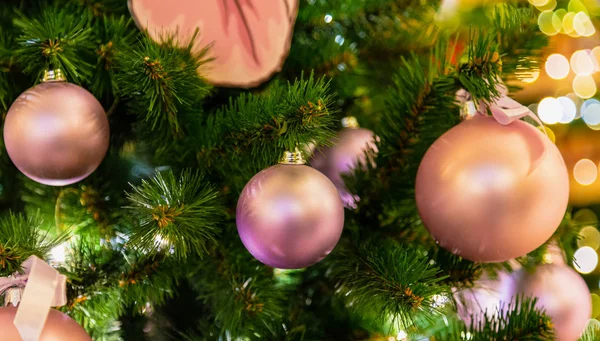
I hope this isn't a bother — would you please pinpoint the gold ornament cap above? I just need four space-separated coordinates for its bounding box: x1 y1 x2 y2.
460 100 478 121
3 287 23 307
280 148 306 165
42 69 66 83
341 116 360 128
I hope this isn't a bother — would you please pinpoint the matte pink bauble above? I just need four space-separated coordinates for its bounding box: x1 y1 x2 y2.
236 164 345 269
506 264 591 341
415 115 569 262
0 306 91 341
454 271 514 326
311 127 377 207
4 82 110 186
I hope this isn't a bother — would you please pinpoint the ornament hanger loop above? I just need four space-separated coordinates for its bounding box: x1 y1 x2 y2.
280 148 306 165
42 68 66 83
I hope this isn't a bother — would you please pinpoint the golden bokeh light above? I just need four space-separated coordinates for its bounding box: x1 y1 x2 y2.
573 74 597 98
574 12 595 37
538 97 562 124
538 126 556 143
562 11 579 37
545 53 570 79
574 158 598 185
574 246 598 274
578 226 600 250
558 96 577 123
528 0 550 5
571 50 595 75
538 10 561 35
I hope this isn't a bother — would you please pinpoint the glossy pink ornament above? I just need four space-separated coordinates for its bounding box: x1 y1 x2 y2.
0 306 91 341
129 0 299 88
507 264 591 341
415 115 569 262
4 81 110 186
311 125 377 207
236 163 344 269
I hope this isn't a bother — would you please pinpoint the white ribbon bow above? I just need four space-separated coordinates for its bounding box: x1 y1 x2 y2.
0 256 67 341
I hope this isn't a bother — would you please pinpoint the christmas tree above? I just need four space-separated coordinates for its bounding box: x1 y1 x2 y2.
0 0 599 340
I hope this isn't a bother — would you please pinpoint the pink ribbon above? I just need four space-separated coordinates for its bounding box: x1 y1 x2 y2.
457 83 546 130
0 256 67 341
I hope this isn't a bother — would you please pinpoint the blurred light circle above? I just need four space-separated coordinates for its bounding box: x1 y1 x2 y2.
563 12 580 37
545 54 570 79
538 11 561 36
574 159 598 185
582 103 600 130
574 12 595 37
574 208 598 225
571 50 595 76
582 99 600 113
569 0 589 14
573 74 597 98
520 70 540 83
538 97 562 124
538 126 556 143
591 296 600 319
573 246 598 274
529 0 550 5
554 9 568 33
578 226 600 250
537 0 557 11
558 96 577 123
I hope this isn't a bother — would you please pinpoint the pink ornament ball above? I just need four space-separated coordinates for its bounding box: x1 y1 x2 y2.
0 306 92 341
236 164 345 269
415 115 569 262
311 127 377 207
4 82 110 186
506 264 591 341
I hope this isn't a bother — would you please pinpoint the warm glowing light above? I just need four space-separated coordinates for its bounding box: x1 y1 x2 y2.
573 74 597 98
529 0 550 6
538 97 563 124
538 126 556 143
582 102 600 130
324 14 333 23
574 12 595 37
536 0 556 11
545 54 570 79
574 246 598 274
558 96 577 123
520 70 540 83
592 47 600 71
568 0 589 14
50 243 67 264
538 11 561 35
571 50 595 75
396 331 408 340
578 226 600 250
574 159 598 185
563 12 579 37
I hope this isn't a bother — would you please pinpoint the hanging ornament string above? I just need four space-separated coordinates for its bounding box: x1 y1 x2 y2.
456 83 547 132
0 256 67 341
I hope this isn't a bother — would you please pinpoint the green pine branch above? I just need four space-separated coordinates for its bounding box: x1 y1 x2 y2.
325 238 449 331
13 7 96 82
0 211 68 276
115 33 211 135
432 296 555 340
125 169 222 259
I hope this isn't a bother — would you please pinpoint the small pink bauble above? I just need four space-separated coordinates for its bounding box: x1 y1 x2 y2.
312 127 377 207
236 164 345 269
4 82 110 186
506 264 591 341
415 115 569 262
0 306 92 341
454 271 514 326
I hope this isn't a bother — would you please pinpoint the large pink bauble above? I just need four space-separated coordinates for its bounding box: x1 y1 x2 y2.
236 164 345 269
311 127 378 207
506 264 591 341
415 115 569 262
4 82 110 186
129 0 299 88
454 271 514 326
0 306 91 341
